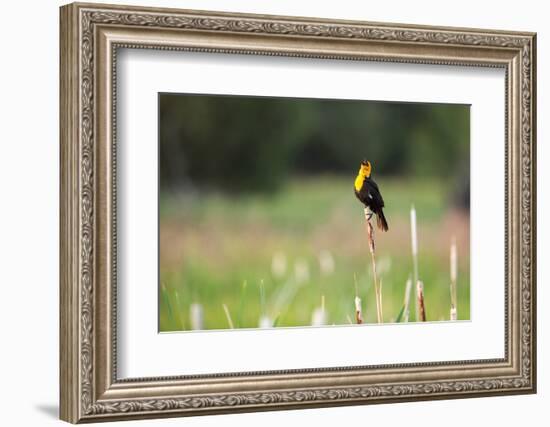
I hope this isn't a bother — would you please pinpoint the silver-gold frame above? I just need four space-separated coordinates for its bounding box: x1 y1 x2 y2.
60 2 537 423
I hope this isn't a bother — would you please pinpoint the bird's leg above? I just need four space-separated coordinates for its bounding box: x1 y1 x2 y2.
364 206 373 222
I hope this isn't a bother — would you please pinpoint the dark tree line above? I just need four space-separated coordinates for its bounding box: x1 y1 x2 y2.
159 93 470 194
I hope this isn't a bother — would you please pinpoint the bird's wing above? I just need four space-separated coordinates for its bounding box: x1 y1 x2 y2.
365 179 385 208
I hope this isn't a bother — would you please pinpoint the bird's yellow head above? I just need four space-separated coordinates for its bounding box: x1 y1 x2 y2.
359 160 372 178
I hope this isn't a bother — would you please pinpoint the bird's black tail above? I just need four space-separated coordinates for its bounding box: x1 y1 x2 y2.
377 209 389 232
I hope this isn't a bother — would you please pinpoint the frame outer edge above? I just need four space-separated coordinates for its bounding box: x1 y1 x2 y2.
529 33 537 393
60 3 80 424
59 2 537 422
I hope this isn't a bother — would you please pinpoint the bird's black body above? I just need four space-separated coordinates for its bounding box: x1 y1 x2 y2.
355 175 389 232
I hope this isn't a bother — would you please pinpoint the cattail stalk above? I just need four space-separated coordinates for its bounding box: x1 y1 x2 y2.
259 279 266 318
450 238 458 321
353 274 363 324
222 303 234 329
410 206 419 321
403 277 412 322
174 290 186 330
417 280 426 322
364 207 382 323
258 279 272 328
450 306 457 321
311 295 327 326
379 278 383 318
190 303 204 330
258 316 272 328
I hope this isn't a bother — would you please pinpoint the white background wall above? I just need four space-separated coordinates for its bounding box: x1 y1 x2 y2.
0 0 545 425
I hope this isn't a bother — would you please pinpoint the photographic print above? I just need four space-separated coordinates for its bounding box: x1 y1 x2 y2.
159 94 470 331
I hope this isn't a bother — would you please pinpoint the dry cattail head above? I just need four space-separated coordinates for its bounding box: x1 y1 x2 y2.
355 296 363 324
416 280 426 322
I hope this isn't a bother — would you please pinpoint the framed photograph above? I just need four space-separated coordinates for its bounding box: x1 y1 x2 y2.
60 2 537 423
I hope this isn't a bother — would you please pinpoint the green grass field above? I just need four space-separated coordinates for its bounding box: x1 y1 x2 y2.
159 176 470 331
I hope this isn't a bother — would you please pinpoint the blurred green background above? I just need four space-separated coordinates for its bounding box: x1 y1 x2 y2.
159 93 470 331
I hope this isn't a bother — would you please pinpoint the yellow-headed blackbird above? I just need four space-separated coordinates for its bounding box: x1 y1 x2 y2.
354 160 389 231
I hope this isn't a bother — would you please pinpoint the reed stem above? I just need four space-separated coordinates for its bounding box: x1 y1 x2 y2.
403 277 412 322
189 303 204 330
364 207 382 323
353 273 363 324
222 303 234 329
410 206 419 321
311 295 327 326
450 238 458 321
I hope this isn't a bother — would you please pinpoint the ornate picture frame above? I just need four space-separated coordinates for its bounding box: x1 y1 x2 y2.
60 2 536 423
